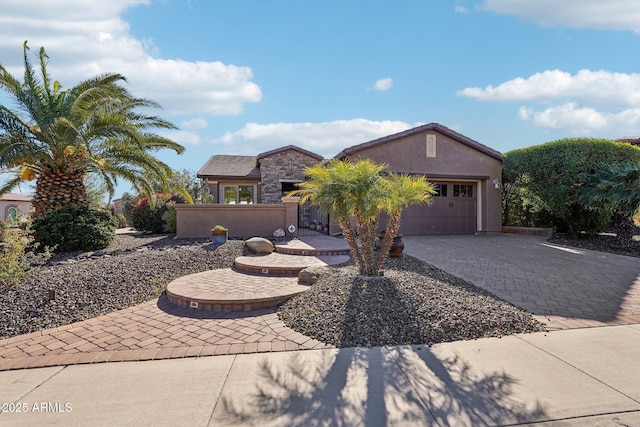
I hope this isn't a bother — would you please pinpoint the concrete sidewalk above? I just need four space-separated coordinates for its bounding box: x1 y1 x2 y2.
2 324 639 426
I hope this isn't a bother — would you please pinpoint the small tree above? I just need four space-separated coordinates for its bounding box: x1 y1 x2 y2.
580 163 640 243
291 159 435 276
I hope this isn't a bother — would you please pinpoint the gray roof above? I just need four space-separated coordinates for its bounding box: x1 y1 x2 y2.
334 122 503 161
197 155 261 179
257 145 323 161
617 137 640 146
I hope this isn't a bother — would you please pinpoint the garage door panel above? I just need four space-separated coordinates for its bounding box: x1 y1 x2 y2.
400 181 477 235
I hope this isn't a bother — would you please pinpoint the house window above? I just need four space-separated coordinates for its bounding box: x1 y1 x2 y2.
281 182 298 198
432 184 448 197
453 184 473 198
5 206 19 221
223 185 254 204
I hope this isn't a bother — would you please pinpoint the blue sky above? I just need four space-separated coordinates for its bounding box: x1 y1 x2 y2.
2 0 640 198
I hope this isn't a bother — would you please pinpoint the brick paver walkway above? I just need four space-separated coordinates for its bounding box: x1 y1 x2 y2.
0 296 330 371
403 234 640 330
3 233 638 371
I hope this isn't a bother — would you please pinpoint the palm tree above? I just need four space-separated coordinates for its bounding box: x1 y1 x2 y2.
292 158 435 276
0 41 190 218
580 162 640 243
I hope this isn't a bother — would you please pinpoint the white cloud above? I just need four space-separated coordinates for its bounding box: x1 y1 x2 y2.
180 118 209 130
460 69 640 136
211 119 418 158
372 78 393 91
455 6 469 14
161 130 202 146
519 103 640 135
0 0 261 117
458 69 640 107
480 0 640 34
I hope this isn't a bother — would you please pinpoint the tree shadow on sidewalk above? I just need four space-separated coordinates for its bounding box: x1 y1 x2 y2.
218 345 546 426
217 274 547 426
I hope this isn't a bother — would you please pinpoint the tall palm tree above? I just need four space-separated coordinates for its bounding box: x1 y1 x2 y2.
0 42 189 218
292 159 435 276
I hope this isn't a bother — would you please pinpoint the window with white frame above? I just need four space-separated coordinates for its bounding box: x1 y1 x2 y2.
223 185 254 204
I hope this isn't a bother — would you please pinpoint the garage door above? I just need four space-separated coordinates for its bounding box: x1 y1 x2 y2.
400 182 477 235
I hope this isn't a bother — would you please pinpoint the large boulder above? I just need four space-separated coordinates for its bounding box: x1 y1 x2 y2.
246 237 274 254
298 266 330 285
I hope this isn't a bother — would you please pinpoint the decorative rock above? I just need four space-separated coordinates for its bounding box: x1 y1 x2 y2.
298 266 330 285
273 228 285 237
246 237 274 254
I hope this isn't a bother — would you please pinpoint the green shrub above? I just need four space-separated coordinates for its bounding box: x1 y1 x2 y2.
162 205 177 234
503 138 640 235
0 221 50 286
33 205 117 252
129 194 172 233
116 213 128 228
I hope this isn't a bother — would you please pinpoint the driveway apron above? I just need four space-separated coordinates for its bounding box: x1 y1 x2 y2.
403 234 640 330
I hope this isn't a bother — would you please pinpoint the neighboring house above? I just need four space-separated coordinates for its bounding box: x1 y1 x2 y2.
616 137 640 146
197 123 504 235
0 193 33 222
198 145 324 205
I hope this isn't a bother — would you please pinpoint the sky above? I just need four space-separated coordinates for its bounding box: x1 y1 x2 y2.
2 0 640 198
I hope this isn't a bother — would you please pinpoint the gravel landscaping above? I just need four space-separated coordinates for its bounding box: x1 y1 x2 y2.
1 232 545 345
0 234 248 339
277 255 544 348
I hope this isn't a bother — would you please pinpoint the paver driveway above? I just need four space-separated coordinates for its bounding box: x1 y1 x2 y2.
403 234 640 330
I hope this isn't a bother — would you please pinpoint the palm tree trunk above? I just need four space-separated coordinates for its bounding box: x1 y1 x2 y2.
338 218 364 271
376 214 401 272
33 171 88 218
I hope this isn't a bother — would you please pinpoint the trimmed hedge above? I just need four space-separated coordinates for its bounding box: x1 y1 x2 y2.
33 205 117 252
503 138 640 235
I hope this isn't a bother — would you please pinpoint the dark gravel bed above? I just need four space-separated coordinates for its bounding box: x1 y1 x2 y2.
278 255 544 348
0 235 248 339
2 232 544 347
549 233 640 258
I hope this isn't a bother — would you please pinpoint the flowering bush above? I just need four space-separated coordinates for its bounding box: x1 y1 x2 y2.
129 193 175 233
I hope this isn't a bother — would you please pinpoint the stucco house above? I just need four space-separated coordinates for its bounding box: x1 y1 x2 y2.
0 193 33 222
196 123 503 235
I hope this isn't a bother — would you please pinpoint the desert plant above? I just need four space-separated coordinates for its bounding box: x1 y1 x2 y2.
162 204 177 234
0 220 50 285
0 41 191 218
580 162 640 243
290 159 435 276
33 205 117 252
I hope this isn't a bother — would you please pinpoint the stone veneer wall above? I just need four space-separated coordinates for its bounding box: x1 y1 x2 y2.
259 150 322 204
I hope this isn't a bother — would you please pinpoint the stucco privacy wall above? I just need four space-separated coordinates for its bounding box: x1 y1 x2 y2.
175 198 300 239
258 148 323 204
0 194 32 221
338 126 503 233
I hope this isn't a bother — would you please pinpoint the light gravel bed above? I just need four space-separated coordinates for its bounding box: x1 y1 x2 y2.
0 235 248 339
277 255 544 347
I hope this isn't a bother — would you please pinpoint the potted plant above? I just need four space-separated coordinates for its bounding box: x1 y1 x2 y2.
377 230 404 257
211 225 228 245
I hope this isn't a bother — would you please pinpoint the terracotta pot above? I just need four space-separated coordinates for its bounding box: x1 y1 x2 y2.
378 232 404 257
389 235 404 257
